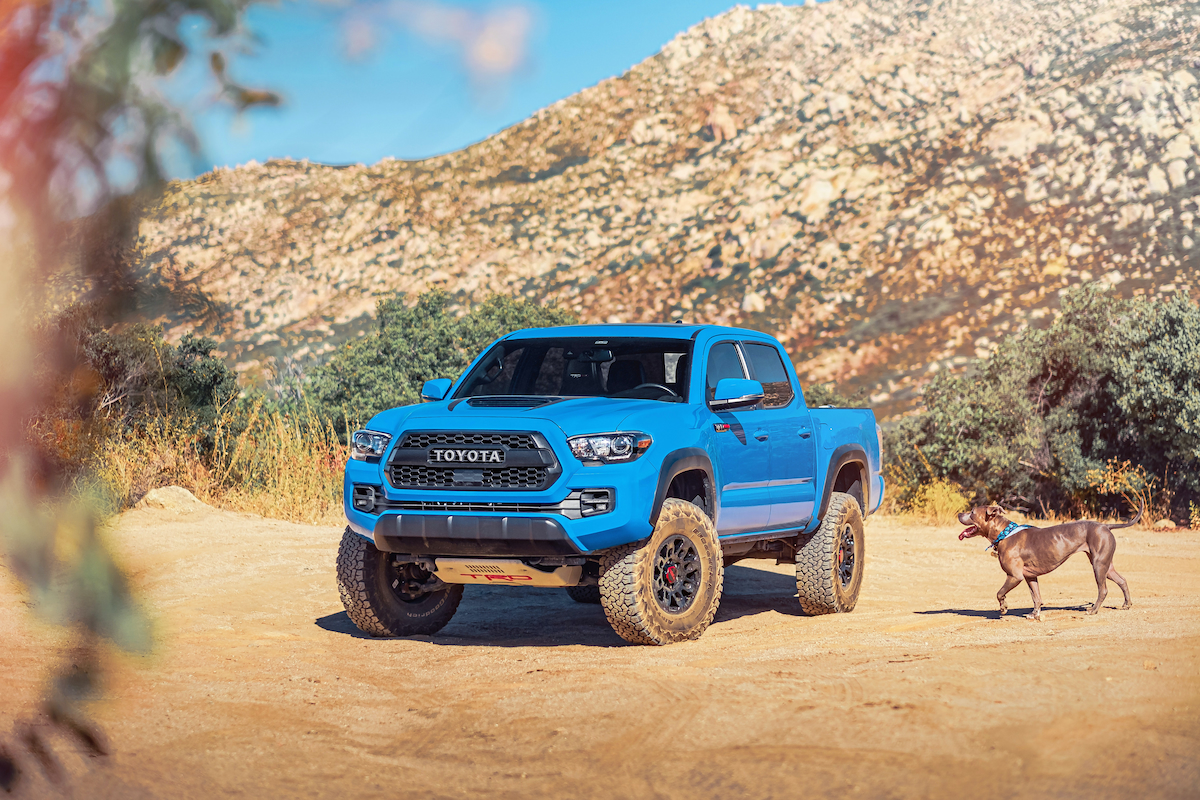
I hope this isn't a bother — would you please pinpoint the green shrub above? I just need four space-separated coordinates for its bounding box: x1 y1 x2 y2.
308 291 576 433
33 306 240 475
885 286 1200 520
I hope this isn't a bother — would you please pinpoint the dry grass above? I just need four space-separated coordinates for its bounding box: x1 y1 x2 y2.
1085 459 1169 525
880 444 971 526
902 478 971 526
211 401 348 524
87 401 348 525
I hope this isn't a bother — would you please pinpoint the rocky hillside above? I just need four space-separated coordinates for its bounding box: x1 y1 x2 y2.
136 0 1200 417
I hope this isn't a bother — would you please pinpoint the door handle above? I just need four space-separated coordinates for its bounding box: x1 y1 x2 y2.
798 427 812 438
754 430 769 441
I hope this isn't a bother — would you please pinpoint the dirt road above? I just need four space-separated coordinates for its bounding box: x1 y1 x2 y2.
3 504 1198 799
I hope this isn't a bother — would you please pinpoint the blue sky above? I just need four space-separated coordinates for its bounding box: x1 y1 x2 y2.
168 1 756 178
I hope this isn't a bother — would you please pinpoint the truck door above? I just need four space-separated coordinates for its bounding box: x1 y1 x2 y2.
705 341 772 535
741 342 817 529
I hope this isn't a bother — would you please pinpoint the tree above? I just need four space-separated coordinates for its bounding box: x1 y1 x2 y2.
309 290 576 432
1109 296 1200 497
885 287 1200 519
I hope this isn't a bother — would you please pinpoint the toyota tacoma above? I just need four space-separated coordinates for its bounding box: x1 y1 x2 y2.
337 324 884 645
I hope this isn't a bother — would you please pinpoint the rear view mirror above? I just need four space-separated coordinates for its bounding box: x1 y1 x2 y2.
565 348 613 363
710 378 764 412
421 378 452 402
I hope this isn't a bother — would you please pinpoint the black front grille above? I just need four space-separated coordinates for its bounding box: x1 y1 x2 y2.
400 432 536 449
391 465 454 487
387 464 549 489
482 467 548 488
387 430 558 491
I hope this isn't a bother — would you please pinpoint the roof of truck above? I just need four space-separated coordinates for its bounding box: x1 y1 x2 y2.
501 323 778 341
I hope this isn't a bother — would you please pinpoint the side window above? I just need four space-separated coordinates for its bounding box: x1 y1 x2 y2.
742 343 796 408
705 342 746 402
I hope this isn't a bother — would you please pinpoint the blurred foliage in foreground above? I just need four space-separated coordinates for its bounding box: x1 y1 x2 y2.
0 0 279 788
882 286 1200 524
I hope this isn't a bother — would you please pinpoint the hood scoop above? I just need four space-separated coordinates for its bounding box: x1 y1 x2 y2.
459 396 564 409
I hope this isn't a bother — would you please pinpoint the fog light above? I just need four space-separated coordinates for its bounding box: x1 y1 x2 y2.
352 485 378 513
580 489 613 516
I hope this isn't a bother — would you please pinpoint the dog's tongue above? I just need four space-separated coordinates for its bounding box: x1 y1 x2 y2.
958 526 977 540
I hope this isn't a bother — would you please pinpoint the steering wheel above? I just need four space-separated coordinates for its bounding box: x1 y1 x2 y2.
632 382 680 398
475 355 504 385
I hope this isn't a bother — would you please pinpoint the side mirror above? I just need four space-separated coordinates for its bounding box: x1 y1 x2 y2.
421 378 452 402
710 378 764 412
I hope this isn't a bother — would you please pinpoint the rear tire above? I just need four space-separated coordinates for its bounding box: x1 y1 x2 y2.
336 527 463 636
796 492 864 615
566 584 601 604
598 498 724 645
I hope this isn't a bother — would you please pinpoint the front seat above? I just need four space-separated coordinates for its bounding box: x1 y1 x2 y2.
606 360 645 394
672 354 689 393
560 359 602 396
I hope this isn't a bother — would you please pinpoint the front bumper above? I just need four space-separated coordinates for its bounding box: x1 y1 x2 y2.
372 513 581 557
345 452 657 557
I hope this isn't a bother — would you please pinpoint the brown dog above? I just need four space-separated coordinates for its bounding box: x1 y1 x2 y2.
957 501 1141 620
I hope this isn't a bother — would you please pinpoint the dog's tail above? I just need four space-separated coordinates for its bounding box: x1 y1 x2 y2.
1108 496 1146 529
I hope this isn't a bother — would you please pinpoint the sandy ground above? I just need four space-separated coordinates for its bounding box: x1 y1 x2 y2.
2 504 1199 800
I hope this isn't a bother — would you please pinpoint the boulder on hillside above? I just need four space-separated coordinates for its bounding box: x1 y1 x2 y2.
135 486 210 512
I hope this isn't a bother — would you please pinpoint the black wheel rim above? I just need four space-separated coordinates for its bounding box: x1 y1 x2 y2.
653 534 701 614
389 561 434 603
836 523 857 588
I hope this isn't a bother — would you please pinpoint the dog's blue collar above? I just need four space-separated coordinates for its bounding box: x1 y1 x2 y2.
991 521 1031 550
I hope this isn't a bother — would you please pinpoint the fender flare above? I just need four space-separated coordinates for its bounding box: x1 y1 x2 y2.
649 448 717 526
816 444 870 521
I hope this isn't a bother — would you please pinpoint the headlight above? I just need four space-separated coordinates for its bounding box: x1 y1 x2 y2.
350 430 392 461
568 432 651 464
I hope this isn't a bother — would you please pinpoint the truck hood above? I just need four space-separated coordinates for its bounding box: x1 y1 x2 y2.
369 397 684 438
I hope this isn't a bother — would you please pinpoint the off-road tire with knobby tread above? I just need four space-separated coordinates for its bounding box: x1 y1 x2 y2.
598 498 724 645
796 492 864 615
566 584 601 604
336 527 463 636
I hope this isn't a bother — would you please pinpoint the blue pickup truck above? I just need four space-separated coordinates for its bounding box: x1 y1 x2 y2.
338 323 884 645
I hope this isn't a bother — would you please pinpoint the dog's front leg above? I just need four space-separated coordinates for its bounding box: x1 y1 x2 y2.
1025 576 1042 621
997 574 1022 617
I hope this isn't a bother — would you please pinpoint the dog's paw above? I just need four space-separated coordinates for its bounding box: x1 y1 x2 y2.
1121 602 1132 610
1025 612 1042 621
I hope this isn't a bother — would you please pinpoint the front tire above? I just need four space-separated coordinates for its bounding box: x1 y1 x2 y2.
336 528 463 636
796 492 864 615
566 584 601 604
598 498 724 645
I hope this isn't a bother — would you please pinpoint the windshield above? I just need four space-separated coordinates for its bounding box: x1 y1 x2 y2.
453 337 693 402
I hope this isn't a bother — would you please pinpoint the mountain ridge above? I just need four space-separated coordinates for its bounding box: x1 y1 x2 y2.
131 0 1199 417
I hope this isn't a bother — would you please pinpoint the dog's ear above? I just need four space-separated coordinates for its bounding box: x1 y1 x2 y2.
985 504 1002 518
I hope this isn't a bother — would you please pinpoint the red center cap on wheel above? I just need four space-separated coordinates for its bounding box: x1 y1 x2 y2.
664 564 678 585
